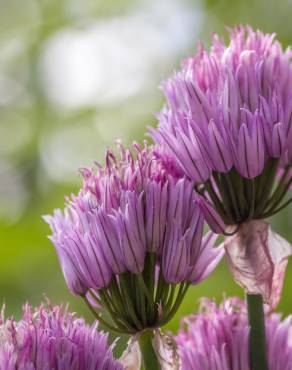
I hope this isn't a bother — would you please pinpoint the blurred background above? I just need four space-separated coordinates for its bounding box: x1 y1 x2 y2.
0 0 291 354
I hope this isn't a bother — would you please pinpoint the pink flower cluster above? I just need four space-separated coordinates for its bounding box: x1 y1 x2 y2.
176 297 292 370
0 302 122 370
151 26 292 183
44 142 223 332
38 25 292 369
45 143 222 292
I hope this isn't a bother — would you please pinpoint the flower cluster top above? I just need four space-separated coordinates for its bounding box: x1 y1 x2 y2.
176 297 292 370
45 141 222 296
0 302 122 370
151 26 292 183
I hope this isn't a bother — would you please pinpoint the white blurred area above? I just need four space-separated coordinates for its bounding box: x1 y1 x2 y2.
0 0 203 221
39 0 203 183
40 0 202 107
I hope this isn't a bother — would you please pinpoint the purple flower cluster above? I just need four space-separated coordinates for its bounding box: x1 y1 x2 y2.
151 26 292 225
153 26 292 179
176 297 292 370
45 142 223 333
41 25 292 369
0 302 122 370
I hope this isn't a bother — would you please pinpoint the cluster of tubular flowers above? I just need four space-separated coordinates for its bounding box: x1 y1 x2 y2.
44 142 224 334
150 26 292 306
175 297 292 370
151 26 292 227
0 302 122 370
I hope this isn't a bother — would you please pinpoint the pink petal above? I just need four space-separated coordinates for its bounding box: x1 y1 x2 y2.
224 220 292 308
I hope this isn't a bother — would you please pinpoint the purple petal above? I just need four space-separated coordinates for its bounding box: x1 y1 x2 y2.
197 196 226 234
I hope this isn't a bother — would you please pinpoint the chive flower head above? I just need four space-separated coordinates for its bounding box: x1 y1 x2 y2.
44 142 223 334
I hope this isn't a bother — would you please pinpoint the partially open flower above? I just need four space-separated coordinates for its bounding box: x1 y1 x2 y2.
0 301 122 370
150 26 292 306
150 26 292 226
175 297 292 370
44 142 223 334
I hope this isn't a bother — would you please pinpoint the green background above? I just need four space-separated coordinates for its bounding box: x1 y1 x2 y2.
0 0 291 354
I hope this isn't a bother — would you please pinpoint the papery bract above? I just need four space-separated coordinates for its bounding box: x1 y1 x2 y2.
224 220 292 308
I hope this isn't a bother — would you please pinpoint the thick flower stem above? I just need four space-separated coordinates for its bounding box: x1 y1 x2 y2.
138 330 161 370
247 294 268 370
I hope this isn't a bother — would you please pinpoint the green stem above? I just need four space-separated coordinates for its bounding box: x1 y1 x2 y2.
246 178 255 221
119 275 143 330
260 196 292 218
247 294 268 370
222 173 241 222
164 284 176 314
205 180 231 223
82 295 130 334
213 173 235 222
138 330 161 370
254 159 278 217
142 252 156 324
262 167 290 214
160 282 189 325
